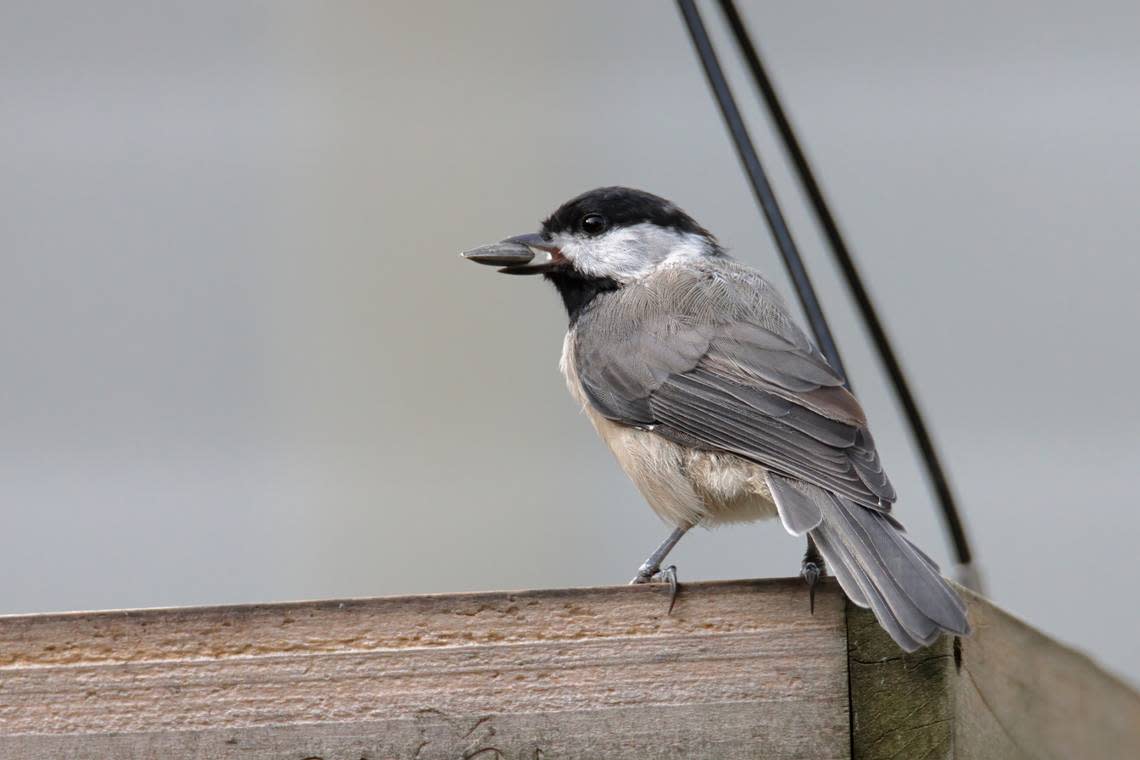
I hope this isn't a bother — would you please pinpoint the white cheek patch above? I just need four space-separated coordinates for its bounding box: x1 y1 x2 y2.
662 234 711 266
559 224 710 283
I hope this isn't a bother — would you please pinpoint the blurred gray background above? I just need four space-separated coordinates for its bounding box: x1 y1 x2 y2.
3 1 1138 684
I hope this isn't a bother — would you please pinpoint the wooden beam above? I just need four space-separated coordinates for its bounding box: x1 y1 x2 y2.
847 586 1140 760
0 579 850 759
3 579 1137 759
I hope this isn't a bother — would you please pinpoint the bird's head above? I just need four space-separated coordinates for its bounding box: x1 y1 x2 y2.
463 187 721 319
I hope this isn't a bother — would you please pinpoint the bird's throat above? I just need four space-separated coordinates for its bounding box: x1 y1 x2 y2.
545 270 620 324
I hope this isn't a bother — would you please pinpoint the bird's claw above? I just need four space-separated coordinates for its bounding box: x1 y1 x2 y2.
630 564 680 615
801 561 821 614
662 565 679 614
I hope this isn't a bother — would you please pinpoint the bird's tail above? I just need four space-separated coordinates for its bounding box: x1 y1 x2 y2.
765 472 970 651
810 496 971 651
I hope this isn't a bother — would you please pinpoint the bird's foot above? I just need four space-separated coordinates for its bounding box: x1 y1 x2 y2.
801 536 826 615
630 563 680 615
801 560 821 614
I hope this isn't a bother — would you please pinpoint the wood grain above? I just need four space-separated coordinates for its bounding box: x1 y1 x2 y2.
847 585 1140 760
7 577 1137 758
0 578 851 760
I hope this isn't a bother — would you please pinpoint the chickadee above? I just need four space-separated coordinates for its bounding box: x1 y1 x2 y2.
463 186 970 651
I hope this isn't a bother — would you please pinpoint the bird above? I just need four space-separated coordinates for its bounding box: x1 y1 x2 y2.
462 186 970 651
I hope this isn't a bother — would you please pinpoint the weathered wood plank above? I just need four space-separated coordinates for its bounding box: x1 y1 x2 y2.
0 579 851 760
847 585 1140 760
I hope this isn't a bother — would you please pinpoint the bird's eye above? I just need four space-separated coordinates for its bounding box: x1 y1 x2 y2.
580 214 608 236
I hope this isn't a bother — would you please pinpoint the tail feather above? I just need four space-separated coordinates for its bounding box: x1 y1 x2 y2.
807 530 867 608
809 493 971 652
822 502 948 643
855 505 968 623
812 527 932 650
834 497 968 628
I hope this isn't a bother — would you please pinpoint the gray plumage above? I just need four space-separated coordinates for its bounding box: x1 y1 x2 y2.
463 186 971 652
573 257 969 651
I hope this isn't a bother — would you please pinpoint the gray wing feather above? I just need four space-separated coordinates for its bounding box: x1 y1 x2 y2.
575 260 896 508
576 318 711 424
652 376 885 506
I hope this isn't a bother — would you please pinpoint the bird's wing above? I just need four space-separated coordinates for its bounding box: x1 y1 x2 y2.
573 258 896 512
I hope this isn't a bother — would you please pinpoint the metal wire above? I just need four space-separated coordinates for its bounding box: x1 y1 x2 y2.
676 0 977 581
713 0 975 573
675 0 848 383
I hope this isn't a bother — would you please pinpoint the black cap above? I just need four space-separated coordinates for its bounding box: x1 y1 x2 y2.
541 186 712 239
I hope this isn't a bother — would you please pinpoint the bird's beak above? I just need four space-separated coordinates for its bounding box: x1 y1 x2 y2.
461 233 562 275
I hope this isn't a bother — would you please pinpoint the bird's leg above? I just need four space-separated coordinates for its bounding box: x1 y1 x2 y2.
630 523 692 614
630 524 691 583
802 535 826 614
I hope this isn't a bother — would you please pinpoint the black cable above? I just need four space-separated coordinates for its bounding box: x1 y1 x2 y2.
675 0 848 383
714 0 975 571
